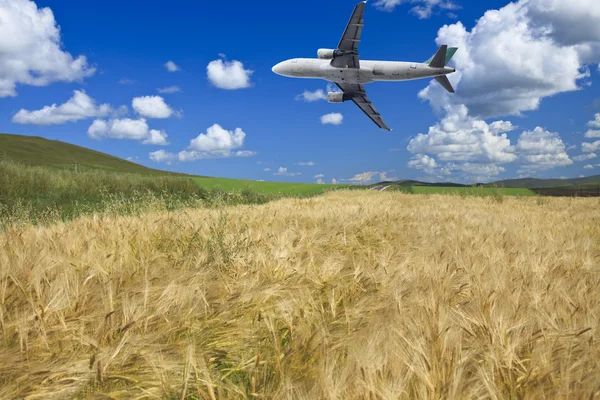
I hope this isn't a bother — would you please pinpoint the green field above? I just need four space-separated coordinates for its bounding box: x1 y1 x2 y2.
193 176 349 195
0 133 346 195
389 185 536 196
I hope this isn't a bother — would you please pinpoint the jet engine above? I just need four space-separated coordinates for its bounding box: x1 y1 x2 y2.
317 48 337 60
327 92 352 103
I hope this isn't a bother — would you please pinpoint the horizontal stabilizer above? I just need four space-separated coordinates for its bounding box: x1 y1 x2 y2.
435 75 455 93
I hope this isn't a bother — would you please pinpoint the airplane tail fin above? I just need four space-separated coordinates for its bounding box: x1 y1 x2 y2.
435 75 455 93
425 46 458 67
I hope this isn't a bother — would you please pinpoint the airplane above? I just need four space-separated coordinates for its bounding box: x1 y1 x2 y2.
272 1 458 131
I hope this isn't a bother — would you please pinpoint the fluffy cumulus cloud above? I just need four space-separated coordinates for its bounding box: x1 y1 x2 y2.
583 141 600 153
419 0 600 119
348 171 380 183
164 61 180 72
12 90 110 125
407 105 517 164
0 0 95 97
149 150 174 163
583 164 594 169
207 59 253 90
132 95 176 119
406 106 572 178
374 0 459 18
585 114 600 138
157 86 181 94
321 113 343 125
274 167 301 177
296 89 327 102
151 124 256 163
408 154 438 174
298 161 315 166
403 0 600 180
573 153 597 162
88 118 168 145
514 127 573 171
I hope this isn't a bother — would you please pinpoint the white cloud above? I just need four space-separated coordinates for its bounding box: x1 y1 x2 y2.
583 164 594 169
189 124 244 153
88 118 169 145
274 167 301 177
263 168 272 172
132 95 175 119
296 89 327 102
317 179 325 184
348 171 380 183
149 150 175 162
408 154 438 174
314 174 325 179
321 113 343 125
332 178 338 184
298 161 315 166
164 61 180 72
407 105 571 177
407 105 516 164
235 150 256 157
374 0 459 19
157 86 181 94
419 0 600 119
589 114 600 129
379 171 399 181
514 127 572 171
573 153 597 162
0 0 95 97
119 78 135 85
586 130 600 138
160 124 256 162
207 59 253 90
583 141 600 153
12 90 111 125
143 129 169 146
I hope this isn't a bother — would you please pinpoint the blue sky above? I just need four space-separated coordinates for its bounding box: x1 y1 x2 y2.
1 0 600 184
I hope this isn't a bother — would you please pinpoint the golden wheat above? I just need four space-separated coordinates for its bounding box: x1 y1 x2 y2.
1 191 599 399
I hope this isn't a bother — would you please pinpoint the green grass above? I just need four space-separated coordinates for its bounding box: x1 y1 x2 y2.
0 133 174 175
0 160 281 226
193 176 350 195
0 133 350 195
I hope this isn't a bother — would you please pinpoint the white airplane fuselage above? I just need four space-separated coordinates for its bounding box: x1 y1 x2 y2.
272 58 455 84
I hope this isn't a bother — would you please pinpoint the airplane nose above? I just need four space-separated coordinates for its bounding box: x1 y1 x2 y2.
272 62 284 75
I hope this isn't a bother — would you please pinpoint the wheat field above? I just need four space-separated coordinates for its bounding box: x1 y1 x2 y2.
1 191 599 399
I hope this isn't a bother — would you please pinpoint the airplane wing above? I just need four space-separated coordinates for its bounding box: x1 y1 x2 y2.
331 1 365 69
335 82 391 131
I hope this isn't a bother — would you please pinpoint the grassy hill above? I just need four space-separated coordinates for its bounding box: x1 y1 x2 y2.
0 133 348 195
0 133 170 175
372 176 600 190
489 176 600 189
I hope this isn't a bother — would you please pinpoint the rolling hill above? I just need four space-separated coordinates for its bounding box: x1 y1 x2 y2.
489 176 600 189
0 133 172 175
372 176 600 190
0 133 348 195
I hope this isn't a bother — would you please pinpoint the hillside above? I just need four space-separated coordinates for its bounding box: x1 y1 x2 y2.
371 176 600 190
490 176 600 188
0 133 170 175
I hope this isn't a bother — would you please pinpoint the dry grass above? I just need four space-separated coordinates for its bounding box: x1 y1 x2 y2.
1 191 599 399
